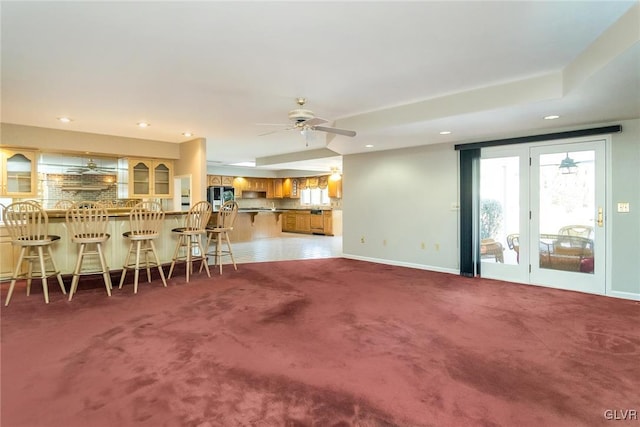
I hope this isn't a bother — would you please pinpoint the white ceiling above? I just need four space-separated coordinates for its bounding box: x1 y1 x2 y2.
2 1 639 173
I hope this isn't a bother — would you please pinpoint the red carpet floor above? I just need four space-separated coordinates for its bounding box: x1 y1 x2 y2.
1 258 638 427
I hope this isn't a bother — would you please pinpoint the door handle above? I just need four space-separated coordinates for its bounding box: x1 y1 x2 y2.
597 207 603 227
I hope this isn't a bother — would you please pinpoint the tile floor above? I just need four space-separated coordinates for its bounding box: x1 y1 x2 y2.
221 232 343 264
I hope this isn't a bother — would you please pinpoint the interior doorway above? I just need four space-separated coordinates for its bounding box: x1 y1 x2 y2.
479 138 606 295
174 175 192 212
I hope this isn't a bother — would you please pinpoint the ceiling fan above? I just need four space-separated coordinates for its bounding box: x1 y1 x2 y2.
66 158 116 175
258 98 356 142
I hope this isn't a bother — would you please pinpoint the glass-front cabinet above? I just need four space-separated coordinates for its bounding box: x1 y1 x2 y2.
122 158 173 198
153 161 172 197
132 160 151 196
0 149 37 197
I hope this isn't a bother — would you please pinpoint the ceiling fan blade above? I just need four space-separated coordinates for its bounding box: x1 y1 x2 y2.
312 125 356 137
259 127 291 136
300 117 328 127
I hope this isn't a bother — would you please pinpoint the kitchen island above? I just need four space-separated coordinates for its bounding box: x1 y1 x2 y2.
213 209 285 242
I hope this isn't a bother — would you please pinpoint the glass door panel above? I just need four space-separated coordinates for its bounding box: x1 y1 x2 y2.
132 161 150 196
5 152 34 195
479 149 529 284
153 163 170 196
480 157 519 264
530 141 605 294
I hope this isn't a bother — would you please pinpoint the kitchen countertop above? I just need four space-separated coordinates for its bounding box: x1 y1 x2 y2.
236 208 288 213
43 209 188 219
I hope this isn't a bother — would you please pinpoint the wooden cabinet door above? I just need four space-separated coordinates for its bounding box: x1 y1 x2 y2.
283 178 291 197
1 149 37 197
0 226 18 280
323 211 333 235
266 179 274 198
221 176 234 186
310 214 323 232
153 160 173 198
208 175 222 186
129 158 153 197
328 178 342 198
273 178 283 198
296 212 311 233
283 213 296 232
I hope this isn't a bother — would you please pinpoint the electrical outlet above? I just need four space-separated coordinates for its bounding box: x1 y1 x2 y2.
360 236 365 244
383 239 387 246
421 242 425 250
434 243 440 251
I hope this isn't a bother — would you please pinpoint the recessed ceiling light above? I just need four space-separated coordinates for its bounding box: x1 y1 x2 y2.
439 131 451 135
57 117 72 123
137 122 150 128
365 144 374 148
182 132 194 137
544 115 560 120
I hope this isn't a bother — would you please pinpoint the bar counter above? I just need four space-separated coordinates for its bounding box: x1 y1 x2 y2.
1 209 285 278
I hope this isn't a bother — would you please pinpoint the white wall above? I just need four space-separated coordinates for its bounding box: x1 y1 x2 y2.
342 119 640 299
343 142 459 273
609 119 640 298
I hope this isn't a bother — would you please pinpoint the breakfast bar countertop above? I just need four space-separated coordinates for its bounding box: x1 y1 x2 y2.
43 209 189 219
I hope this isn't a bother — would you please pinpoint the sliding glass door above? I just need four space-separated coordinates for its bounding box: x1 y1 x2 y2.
480 139 606 294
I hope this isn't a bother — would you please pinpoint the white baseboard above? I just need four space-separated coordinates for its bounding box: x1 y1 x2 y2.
606 289 640 301
341 253 460 275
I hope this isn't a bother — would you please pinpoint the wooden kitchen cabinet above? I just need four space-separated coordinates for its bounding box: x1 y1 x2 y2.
310 213 324 233
282 211 311 233
208 175 235 187
266 178 284 199
0 225 18 281
328 177 342 198
281 210 340 235
283 178 299 198
295 211 311 233
0 149 37 197
283 212 297 232
323 211 334 235
121 158 174 198
208 175 222 186
273 178 283 198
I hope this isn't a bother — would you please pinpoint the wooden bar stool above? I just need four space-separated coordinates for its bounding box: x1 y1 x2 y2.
66 202 112 300
3 201 66 305
167 201 211 283
201 200 239 274
118 201 167 293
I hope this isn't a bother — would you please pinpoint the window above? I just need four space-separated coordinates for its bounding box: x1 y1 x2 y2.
300 188 330 206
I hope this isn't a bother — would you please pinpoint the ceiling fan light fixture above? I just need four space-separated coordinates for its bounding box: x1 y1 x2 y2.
330 167 342 181
559 153 578 174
